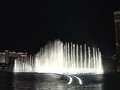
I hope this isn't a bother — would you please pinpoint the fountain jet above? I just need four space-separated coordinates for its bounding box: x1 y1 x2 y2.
14 40 104 74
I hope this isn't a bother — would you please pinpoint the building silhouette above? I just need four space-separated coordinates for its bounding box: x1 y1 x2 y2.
0 50 27 69
114 11 120 56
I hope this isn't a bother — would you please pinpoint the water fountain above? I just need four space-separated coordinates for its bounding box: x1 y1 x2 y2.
14 40 104 75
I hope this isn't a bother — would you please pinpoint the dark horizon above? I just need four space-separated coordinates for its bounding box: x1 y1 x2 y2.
1 1 120 56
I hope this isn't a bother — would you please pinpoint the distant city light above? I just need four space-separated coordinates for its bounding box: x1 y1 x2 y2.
12 51 16 53
21 55 27 57
18 52 24 54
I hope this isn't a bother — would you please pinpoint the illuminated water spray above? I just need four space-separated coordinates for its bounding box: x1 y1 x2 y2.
14 40 104 74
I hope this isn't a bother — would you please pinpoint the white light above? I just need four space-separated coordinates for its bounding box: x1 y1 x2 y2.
73 75 82 85
67 75 73 84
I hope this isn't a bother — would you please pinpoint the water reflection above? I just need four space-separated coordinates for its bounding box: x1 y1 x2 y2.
0 72 13 90
13 73 36 90
13 73 103 90
0 72 120 90
34 75 103 90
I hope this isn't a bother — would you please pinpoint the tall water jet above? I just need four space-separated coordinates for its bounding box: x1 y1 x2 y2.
14 40 104 74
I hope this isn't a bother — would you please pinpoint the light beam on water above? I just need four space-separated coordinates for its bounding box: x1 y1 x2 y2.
73 76 82 85
67 75 73 85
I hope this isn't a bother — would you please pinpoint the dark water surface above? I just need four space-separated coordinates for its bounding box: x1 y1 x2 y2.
0 72 120 90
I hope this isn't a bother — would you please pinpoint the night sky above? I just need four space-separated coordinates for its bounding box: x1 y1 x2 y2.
1 1 120 57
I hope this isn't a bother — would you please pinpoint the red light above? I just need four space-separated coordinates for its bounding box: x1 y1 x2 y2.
21 55 27 57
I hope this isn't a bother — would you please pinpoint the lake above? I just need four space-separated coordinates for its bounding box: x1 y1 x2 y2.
0 72 120 90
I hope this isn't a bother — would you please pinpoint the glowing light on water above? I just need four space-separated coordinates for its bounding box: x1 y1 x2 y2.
14 40 104 74
66 75 82 85
73 76 82 85
67 75 73 84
